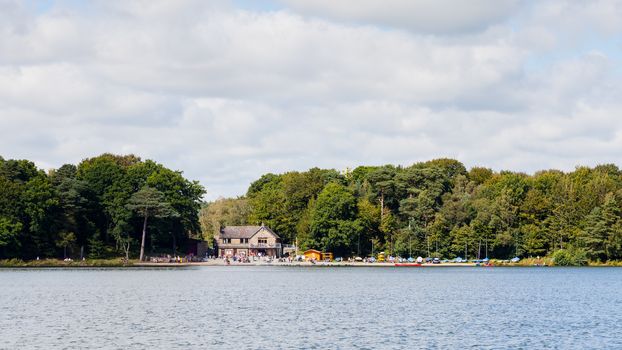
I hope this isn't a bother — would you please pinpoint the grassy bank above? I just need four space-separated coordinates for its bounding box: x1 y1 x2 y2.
493 257 554 266
0 258 135 268
587 260 622 266
3 258 622 268
492 257 622 267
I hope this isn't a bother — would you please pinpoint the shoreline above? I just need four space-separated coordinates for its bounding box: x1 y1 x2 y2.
0 260 479 268
2 258 622 268
135 261 483 268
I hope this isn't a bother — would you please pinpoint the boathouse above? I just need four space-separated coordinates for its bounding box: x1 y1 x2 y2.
216 225 282 258
303 249 322 261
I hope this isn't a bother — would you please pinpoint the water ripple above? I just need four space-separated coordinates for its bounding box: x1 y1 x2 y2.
0 267 621 349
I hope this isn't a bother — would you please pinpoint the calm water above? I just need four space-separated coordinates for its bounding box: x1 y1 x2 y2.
1 266 621 349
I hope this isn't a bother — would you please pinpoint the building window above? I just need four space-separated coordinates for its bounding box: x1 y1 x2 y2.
222 238 231 244
258 238 267 244
240 238 248 244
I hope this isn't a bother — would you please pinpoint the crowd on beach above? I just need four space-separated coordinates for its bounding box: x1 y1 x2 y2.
149 255 200 263
143 251 511 266
222 254 293 265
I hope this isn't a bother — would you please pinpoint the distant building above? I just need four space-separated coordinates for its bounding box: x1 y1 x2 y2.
187 238 211 257
216 225 282 257
303 249 322 261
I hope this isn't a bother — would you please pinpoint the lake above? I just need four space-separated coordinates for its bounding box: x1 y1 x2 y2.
1 266 621 349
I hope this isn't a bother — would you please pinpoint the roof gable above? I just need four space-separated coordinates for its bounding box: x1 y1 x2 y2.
249 226 280 240
220 225 280 239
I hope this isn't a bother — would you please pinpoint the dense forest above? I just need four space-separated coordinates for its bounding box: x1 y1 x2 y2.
201 159 622 262
0 154 204 260
4 154 622 262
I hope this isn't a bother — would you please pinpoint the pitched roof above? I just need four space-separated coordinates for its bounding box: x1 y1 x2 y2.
219 225 280 239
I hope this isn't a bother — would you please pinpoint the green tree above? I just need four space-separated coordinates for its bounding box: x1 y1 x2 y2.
356 199 381 256
0 217 22 255
520 224 547 257
199 198 251 244
310 182 358 255
146 166 205 251
468 167 494 185
450 225 475 259
56 231 76 259
0 158 58 259
580 193 622 260
367 165 399 215
126 186 178 261
247 175 288 237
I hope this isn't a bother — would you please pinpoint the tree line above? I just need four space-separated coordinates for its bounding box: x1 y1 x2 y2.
4 154 622 262
201 159 622 262
0 154 204 260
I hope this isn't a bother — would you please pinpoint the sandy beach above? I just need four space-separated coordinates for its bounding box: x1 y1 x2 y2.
135 260 481 268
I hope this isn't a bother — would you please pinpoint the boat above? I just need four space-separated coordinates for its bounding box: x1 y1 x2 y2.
481 258 493 267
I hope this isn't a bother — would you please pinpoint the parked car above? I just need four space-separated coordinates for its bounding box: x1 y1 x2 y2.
432 257 441 264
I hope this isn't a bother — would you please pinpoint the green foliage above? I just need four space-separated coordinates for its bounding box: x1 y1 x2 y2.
0 258 132 267
127 186 180 261
6 153 622 263
199 198 251 244
552 247 588 266
246 168 342 244
56 231 76 249
0 158 58 258
126 186 178 218
0 154 204 260
236 159 622 262
468 167 494 185
578 192 622 261
87 236 107 259
56 231 76 258
367 165 399 212
308 182 359 255
0 217 22 248
247 175 287 238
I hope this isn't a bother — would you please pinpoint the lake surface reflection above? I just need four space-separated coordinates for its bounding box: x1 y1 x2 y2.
1 266 621 349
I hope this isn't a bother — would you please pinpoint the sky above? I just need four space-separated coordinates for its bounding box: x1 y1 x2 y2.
1 0 622 200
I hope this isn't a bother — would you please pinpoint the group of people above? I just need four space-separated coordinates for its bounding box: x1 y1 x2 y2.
222 254 294 265
149 255 193 263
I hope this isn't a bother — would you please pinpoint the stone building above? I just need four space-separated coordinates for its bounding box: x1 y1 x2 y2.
216 225 282 258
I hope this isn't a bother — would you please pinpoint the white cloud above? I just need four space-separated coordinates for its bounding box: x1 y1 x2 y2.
0 0 621 199
278 0 521 34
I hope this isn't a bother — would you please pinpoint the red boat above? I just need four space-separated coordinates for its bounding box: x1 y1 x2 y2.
394 263 422 267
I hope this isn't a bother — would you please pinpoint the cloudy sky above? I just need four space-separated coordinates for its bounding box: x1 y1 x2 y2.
1 0 622 199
